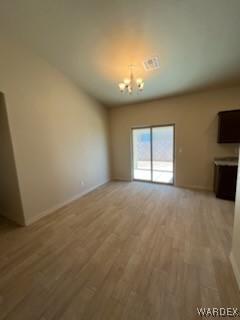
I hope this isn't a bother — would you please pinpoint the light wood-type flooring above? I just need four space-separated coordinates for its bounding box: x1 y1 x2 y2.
0 181 239 320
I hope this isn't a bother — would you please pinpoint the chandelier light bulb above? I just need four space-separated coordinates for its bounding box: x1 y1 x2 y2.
138 82 144 90
128 86 132 94
118 83 125 92
136 78 143 85
123 78 131 85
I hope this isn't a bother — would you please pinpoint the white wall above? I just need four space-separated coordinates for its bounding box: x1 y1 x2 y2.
0 92 25 225
231 149 240 290
0 34 110 225
109 87 240 190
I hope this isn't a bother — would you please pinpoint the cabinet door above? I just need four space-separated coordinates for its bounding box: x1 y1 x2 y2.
215 165 238 201
218 110 240 143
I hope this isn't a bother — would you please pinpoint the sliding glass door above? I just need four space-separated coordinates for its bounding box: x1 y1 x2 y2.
132 128 151 181
132 125 174 184
152 126 174 183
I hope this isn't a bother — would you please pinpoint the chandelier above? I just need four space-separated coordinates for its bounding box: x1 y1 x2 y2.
118 65 144 94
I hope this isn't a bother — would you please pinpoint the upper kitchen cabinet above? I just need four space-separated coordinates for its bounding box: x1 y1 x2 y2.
218 110 240 143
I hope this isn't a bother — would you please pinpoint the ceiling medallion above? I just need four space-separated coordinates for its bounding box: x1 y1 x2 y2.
118 65 144 94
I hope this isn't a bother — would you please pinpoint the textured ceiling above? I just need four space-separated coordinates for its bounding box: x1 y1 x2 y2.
0 0 240 106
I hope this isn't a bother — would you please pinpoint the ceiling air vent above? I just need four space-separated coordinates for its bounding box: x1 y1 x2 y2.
143 56 160 71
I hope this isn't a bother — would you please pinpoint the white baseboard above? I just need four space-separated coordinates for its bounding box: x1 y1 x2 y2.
176 184 212 192
230 251 240 291
112 177 132 182
112 179 211 192
25 180 110 226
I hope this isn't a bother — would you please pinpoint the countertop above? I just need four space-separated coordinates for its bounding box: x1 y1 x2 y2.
214 159 238 166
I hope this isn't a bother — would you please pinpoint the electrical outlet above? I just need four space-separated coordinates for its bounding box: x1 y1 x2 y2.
81 181 85 186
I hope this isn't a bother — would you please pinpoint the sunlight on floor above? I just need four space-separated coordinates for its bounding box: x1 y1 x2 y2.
134 169 173 183
133 161 173 184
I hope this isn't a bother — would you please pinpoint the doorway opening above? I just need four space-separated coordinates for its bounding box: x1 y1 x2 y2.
132 125 175 184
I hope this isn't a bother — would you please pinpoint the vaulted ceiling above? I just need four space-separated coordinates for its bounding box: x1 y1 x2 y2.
1 0 240 106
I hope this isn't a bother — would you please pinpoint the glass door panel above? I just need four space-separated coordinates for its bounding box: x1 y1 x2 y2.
132 128 151 181
152 126 174 184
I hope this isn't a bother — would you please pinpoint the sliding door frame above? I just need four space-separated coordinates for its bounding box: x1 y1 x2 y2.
131 124 175 185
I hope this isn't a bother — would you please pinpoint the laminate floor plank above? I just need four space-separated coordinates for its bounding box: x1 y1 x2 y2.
0 181 239 320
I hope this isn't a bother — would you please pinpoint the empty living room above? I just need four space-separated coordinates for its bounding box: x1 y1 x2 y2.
1 0 240 319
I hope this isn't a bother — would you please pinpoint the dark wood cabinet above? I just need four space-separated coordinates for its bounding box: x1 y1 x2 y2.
214 164 238 201
218 109 240 143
